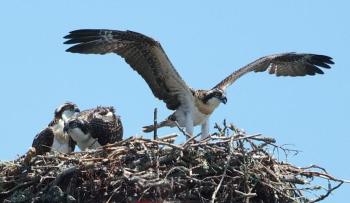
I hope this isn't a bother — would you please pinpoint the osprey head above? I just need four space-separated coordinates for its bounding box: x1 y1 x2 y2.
203 88 227 104
63 118 88 134
64 118 93 149
55 102 80 121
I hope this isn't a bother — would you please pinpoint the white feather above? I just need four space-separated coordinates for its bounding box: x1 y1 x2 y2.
174 97 221 140
61 110 78 122
52 138 71 153
50 119 72 153
201 118 209 140
68 128 101 151
106 111 114 118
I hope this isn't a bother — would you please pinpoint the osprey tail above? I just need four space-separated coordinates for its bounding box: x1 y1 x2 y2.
142 119 175 133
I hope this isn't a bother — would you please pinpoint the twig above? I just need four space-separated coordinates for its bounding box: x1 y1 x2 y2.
211 136 234 203
157 133 178 143
309 181 344 202
154 108 158 140
174 121 192 139
183 133 202 148
138 138 184 150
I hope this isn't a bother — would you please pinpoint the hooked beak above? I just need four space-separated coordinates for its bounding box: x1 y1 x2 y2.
220 96 227 104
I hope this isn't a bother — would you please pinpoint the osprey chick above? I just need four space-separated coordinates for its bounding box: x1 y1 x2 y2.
64 29 334 139
32 102 79 155
64 106 123 151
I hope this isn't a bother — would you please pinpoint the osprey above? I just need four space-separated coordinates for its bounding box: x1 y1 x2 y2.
64 29 334 139
32 102 80 155
63 106 123 151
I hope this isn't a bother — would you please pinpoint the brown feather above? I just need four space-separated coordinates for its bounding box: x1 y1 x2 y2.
214 53 333 91
64 29 193 110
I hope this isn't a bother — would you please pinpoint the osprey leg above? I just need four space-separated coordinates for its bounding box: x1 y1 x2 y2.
201 118 209 140
184 112 194 139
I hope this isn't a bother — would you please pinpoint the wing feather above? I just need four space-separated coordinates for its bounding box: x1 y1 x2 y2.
64 29 193 110
86 106 123 145
32 127 54 155
214 53 334 90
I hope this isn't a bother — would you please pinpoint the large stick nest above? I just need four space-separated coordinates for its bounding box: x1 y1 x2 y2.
0 121 345 203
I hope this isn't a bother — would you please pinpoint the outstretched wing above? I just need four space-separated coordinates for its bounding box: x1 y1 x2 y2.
32 127 54 155
64 29 193 110
214 53 334 91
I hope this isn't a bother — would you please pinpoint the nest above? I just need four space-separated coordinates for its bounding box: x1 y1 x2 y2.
0 121 346 203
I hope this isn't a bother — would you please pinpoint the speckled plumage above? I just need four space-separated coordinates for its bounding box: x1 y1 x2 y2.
65 106 123 150
32 103 78 155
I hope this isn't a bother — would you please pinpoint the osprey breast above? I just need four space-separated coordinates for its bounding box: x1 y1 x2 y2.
194 97 220 115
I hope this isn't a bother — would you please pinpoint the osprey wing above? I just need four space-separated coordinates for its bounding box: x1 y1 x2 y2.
214 53 334 91
65 29 193 110
32 127 54 155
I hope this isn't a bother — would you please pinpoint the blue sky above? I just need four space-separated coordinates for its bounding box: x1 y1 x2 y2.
1 1 349 201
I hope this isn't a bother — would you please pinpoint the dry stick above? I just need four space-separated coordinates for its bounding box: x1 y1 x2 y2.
183 133 202 148
153 109 160 181
234 190 257 198
157 133 178 141
211 136 234 203
208 133 262 142
191 134 262 147
154 108 158 140
309 181 344 203
174 121 192 139
138 138 184 150
286 164 350 183
259 181 298 202
104 136 136 149
301 171 350 183
106 185 122 203
211 162 229 203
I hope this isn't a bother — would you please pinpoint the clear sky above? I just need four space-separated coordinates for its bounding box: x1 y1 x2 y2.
0 1 349 202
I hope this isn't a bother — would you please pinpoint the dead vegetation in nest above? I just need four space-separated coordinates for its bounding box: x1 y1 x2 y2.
0 120 347 203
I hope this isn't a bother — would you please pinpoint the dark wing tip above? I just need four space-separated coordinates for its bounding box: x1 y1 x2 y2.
65 44 90 53
65 40 109 54
65 46 80 53
64 29 104 37
315 54 334 64
307 54 334 72
63 29 104 45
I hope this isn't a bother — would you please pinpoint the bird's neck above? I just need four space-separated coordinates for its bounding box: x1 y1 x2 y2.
52 120 70 143
194 96 221 115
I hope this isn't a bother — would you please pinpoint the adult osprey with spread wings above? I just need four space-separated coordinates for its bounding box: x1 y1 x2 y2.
64 29 333 139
